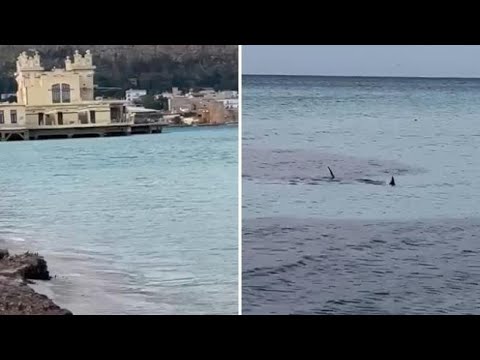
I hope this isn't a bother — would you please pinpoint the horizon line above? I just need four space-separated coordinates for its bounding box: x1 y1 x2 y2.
243 73 480 80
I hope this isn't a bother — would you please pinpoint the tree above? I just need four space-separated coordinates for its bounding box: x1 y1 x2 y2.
0 47 238 98
138 95 166 111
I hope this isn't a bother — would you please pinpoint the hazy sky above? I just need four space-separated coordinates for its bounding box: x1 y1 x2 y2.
243 46 480 78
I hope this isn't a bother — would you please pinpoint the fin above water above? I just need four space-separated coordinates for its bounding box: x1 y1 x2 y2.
389 176 396 186
327 166 335 179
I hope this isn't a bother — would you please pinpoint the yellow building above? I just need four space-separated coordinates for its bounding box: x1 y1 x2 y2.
0 50 131 129
0 103 26 127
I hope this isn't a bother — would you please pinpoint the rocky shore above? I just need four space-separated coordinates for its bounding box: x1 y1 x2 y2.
0 249 72 315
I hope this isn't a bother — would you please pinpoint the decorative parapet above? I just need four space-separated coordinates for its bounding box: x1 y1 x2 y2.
16 51 44 72
67 50 96 70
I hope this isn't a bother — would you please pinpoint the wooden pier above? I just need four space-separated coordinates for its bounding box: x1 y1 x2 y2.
0 123 163 142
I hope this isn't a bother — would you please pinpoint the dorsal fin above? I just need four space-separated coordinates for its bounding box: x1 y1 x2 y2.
389 176 395 186
328 166 335 179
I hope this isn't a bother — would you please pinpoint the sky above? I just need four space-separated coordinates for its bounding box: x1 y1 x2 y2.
243 46 480 78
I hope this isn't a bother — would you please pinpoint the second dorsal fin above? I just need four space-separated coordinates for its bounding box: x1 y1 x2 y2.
328 166 335 179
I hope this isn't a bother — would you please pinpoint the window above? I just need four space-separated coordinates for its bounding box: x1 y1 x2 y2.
38 113 44 126
51 83 71 103
61 84 71 103
10 110 17 124
110 107 120 122
52 84 61 103
45 114 53 126
57 112 63 125
0 110 4 124
89 110 96 124
78 112 88 124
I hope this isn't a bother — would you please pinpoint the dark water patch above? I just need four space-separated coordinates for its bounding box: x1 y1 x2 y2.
355 179 386 186
243 217 480 314
244 147 425 186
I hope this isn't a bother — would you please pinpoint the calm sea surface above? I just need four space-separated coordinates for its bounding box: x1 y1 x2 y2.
243 75 480 314
0 126 238 315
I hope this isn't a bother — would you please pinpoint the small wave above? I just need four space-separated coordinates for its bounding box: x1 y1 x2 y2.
5 235 26 242
109 156 139 160
244 258 309 278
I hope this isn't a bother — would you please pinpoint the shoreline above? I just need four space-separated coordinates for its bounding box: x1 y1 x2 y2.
0 249 72 315
166 122 238 129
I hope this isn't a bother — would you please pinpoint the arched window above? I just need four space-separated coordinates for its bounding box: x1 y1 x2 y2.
61 84 70 103
52 84 61 103
51 83 71 103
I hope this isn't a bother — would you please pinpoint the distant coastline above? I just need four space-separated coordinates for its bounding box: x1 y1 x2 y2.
243 73 480 80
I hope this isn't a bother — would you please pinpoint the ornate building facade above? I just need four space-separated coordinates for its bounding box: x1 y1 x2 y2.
0 50 131 128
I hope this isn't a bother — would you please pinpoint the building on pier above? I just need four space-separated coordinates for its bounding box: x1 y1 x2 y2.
0 50 132 130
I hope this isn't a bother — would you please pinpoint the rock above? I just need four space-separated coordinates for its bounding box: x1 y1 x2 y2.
0 276 72 315
0 249 8 260
0 250 72 315
0 252 51 280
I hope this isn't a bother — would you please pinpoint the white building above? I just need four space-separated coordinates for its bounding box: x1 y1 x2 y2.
219 99 238 109
197 88 216 97
216 90 238 99
126 89 147 103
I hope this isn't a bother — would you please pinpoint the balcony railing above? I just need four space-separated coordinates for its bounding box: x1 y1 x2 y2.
111 115 133 124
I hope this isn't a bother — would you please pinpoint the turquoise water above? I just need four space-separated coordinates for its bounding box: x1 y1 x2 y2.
0 126 238 315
